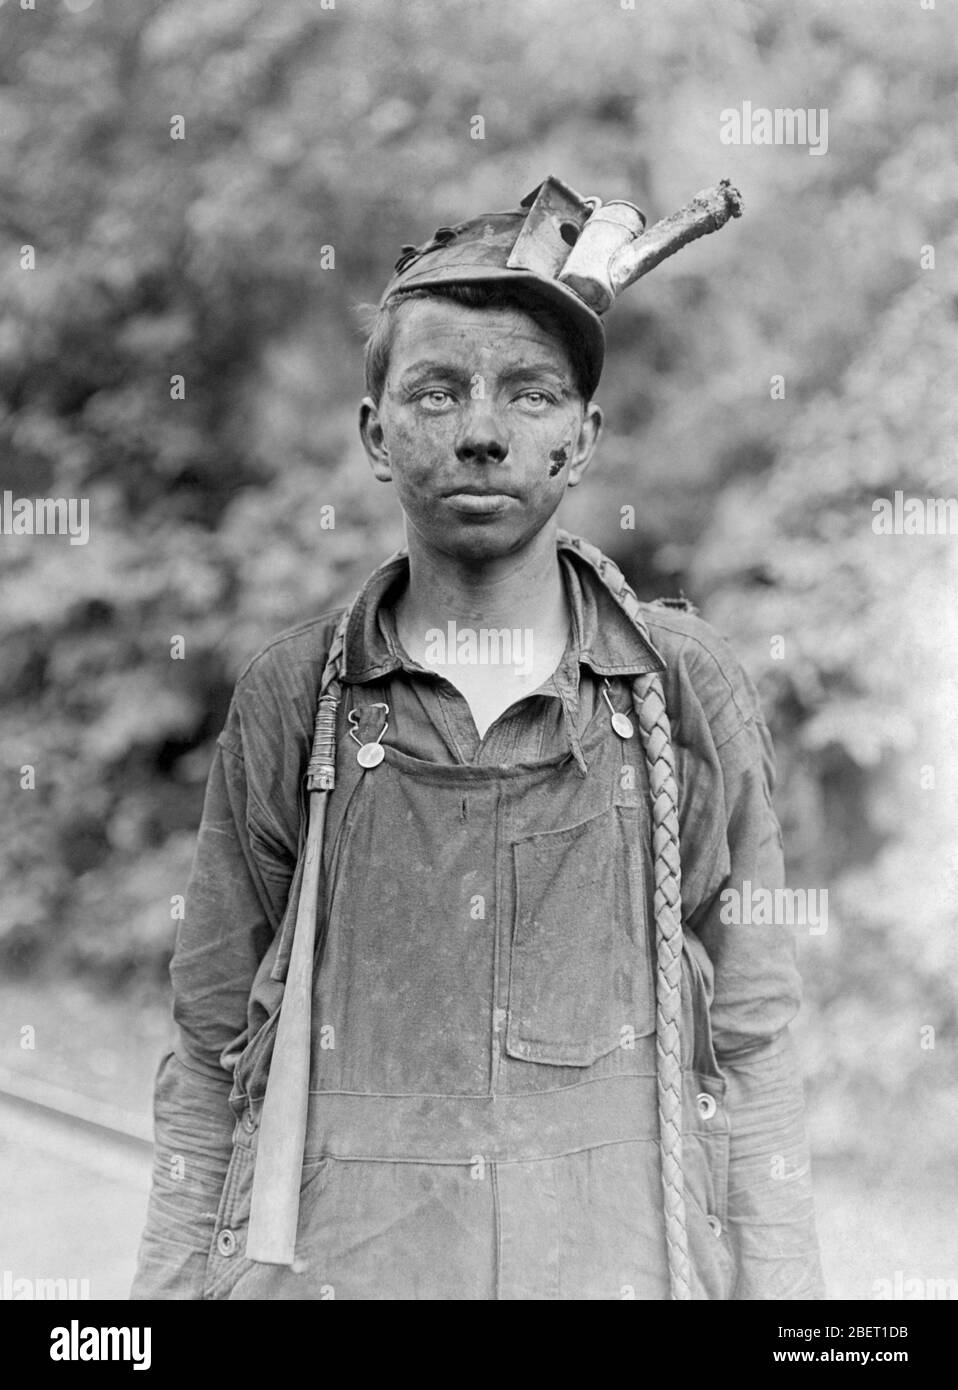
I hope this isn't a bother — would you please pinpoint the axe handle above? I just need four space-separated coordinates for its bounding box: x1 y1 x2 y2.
609 179 743 295
245 788 328 1265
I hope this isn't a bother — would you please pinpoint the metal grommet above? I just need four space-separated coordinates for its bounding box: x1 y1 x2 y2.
696 1092 717 1121
706 1215 722 1239
216 1228 237 1258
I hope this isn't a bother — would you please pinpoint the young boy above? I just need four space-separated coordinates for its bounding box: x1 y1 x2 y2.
132 177 824 1300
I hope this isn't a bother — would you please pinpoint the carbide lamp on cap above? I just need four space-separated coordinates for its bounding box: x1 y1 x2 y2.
379 174 743 395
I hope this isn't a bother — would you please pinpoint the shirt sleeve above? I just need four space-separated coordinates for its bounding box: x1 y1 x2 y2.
131 730 295 1300
651 612 825 1301
686 703 825 1300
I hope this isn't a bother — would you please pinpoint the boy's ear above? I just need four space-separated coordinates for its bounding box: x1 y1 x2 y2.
566 401 603 489
359 397 392 481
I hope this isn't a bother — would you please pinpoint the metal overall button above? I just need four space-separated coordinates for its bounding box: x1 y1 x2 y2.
696 1092 717 1121
706 1215 723 1239
601 679 634 739
241 1107 257 1133
348 703 390 769
216 1228 238 1257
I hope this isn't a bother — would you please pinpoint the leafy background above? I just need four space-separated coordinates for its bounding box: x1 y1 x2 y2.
1 0 956 1295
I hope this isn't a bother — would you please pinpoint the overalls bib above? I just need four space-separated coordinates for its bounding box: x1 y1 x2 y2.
203 680 734 1300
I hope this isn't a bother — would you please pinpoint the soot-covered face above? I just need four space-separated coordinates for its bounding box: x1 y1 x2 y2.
359 297 602 563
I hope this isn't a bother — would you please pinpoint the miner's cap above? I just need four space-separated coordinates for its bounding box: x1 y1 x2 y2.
379 176 645 399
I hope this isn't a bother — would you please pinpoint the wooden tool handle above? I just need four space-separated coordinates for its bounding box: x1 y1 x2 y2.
244 789 328 1265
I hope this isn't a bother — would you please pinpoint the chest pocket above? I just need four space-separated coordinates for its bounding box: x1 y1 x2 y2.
506 803 654 1067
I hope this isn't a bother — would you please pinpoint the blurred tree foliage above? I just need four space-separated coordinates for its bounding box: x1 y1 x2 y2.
0 0 955 1156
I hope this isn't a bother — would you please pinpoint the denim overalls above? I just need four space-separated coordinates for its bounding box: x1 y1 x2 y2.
200 676 734 1300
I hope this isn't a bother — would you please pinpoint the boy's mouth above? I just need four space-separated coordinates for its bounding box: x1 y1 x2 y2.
443 491 515 515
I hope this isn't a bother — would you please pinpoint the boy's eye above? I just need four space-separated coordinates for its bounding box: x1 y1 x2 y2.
516 390 554 409
416 389 456 410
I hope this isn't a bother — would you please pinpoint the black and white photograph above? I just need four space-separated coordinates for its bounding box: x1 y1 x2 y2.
0 0 955 1342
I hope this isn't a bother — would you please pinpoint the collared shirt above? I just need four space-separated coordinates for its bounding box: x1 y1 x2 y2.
132 535 824 1301
334 546 660 772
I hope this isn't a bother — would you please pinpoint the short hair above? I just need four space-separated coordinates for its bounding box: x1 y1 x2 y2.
358 284 594 404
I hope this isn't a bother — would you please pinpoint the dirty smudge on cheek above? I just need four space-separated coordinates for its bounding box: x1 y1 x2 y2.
548 437 575 478
543 405 581 479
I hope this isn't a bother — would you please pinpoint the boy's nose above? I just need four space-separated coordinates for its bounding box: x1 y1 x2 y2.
454 409 510 464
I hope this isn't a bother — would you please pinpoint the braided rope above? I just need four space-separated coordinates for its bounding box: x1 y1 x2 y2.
557 531 691 1300
633 671 691 1300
